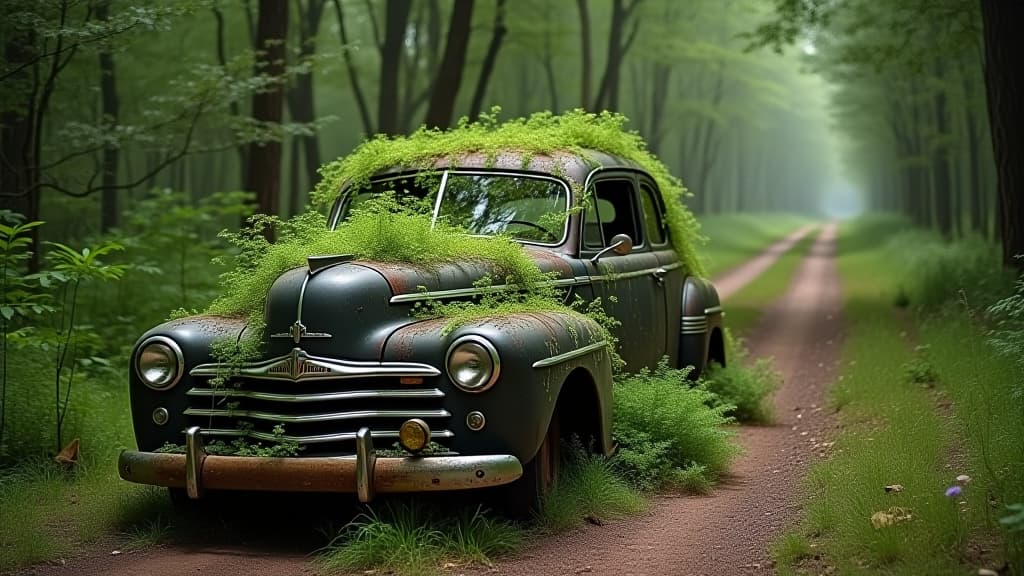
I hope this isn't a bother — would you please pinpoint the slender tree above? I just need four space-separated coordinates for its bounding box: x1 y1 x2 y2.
468 0 508 120
424 0 476 129
246 0 289 221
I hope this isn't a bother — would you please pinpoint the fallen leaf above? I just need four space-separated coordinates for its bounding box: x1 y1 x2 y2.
54 438 80 467
871 507 912 528
885 484 904 493
957 474 972 485
110 550 122 556
977 569 998 576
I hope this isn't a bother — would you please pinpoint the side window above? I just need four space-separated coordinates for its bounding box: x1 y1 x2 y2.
639 182 667 245
583 177 642 250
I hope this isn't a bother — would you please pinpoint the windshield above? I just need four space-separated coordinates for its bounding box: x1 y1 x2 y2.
437 173 568 244
334 172 570 245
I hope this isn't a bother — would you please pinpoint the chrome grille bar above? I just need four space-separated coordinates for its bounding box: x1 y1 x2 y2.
186 387 445 403
201 427 456 445
184 407 451 424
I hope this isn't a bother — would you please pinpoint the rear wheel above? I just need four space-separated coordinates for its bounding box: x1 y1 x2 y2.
501 415 560 517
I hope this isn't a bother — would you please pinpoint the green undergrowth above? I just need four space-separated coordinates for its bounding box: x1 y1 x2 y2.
611 361 739 493
0 457 171 571
720 230 816 336
313 109 704 278
773 216 1023 575
698 213 813 277
700 332 779 424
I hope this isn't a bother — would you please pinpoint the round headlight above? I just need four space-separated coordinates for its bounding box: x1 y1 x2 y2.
136 336 184 390
445 336 500 393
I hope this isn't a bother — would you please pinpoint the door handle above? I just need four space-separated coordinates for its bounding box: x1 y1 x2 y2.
652 267 666 286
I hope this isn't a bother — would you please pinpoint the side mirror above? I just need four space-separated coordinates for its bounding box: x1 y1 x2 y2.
590 233 633 264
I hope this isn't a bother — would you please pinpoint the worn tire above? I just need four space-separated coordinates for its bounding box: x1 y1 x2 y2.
500 416 560 517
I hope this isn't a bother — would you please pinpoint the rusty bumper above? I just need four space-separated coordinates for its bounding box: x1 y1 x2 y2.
118 427 522 502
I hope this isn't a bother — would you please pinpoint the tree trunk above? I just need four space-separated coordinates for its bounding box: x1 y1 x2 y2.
246 0 289 223
97 1 120 232
576 0 592 109
213 6 248 190
931 59 953 237
332 0 373 135
378 0 413 135
593 0 642 111
980 0 1024 269
424 0 475 129
288 0 325 207
468 0 507 120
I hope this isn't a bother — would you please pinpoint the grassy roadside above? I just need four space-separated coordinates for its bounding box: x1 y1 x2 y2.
699 213 813 277
720 230 817 337
773 216 1023 575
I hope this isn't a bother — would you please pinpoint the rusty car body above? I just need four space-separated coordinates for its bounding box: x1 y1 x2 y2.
118 149 725 510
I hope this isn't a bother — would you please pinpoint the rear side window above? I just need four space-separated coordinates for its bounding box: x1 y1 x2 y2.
639 183 666 245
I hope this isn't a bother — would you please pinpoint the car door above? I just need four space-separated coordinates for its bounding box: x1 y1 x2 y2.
580 171 666 371
637 175 679 365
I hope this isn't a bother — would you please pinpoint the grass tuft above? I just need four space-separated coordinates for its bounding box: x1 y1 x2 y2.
317 503 521 576
537 449 647 532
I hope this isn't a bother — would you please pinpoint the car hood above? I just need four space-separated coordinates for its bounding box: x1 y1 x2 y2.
262 247 577 362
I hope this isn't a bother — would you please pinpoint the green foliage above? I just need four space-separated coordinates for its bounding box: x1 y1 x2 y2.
537 446 647 532
317 503 521 575
313 109 705 278
901 355 939 386
887 231 1015 313
987 264 1024 396
612 360 739 491
700 334 778 424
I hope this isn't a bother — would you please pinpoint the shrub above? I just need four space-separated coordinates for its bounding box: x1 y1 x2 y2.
612 360 739 491
887 231 1014 312
987 263 1024 397
699 334 778 424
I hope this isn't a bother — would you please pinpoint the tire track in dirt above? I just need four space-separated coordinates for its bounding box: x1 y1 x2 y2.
712 224 817 301
465 223 844 576
17 224 839 576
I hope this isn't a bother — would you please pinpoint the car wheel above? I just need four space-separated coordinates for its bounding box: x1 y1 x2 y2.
501 415 560 517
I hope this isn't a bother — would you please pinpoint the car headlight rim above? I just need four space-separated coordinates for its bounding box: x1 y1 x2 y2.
136 336 184 391
445 335 500 393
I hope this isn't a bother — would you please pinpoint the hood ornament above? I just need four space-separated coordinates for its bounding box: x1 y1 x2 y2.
272 320 332 344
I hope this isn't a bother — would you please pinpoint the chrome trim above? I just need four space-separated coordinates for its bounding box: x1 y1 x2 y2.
136 336 185 391
445 335 501 393
185 426 206 499
190 347 440 382
186 387 445 403
183 407 451 424
681 315 709 335
389 277 585 304
270 274 333 343
199 427 456 445
356 427 375 502
532 340 609 369
704 305 723 315
429 170 449 227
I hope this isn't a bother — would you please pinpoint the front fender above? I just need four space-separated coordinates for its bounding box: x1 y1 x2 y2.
381 312 614 463
128 315 248 451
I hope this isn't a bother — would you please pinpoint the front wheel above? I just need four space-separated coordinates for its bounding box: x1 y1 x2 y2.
500 416 560 517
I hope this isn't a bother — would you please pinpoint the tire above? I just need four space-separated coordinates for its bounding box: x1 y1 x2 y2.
500 415 560 517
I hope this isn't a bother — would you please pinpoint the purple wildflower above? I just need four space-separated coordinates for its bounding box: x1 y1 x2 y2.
945 486 962 498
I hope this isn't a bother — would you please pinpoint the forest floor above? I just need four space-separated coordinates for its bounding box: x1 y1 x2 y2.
15 223 838 576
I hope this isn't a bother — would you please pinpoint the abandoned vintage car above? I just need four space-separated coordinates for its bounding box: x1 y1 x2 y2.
118 148 725 510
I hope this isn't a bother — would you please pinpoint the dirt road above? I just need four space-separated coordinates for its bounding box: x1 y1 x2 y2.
466 223 844 576
712 224 817 301
19 224 841 576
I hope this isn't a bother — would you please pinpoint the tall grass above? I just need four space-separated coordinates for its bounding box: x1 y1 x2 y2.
537 448 647 532
700 333 779 424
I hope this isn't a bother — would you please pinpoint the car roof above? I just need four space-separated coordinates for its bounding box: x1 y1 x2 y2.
372 148 645 186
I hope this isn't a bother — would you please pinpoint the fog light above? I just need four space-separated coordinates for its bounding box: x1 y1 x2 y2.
398 418 431 453
152 407 169 426
466 411 486 431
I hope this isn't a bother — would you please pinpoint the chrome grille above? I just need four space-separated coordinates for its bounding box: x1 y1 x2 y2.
185 377 454 455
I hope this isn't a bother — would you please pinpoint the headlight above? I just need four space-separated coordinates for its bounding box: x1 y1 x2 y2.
136 336 184 390
445 335 500 393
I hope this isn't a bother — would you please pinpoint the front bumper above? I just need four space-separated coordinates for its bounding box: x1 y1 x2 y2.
118 426 523 502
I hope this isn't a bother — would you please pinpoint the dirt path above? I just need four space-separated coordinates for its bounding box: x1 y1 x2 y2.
18 224 841 576
713 224 817 301
466 223 844 576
